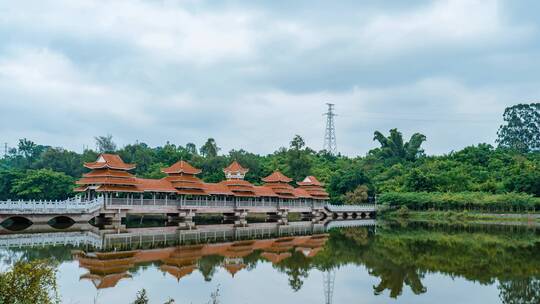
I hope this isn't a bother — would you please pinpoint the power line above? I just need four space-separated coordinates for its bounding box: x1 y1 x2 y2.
323 103 338 155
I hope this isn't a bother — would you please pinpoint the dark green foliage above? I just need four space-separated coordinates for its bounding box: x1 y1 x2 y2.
10 169 74 200
1 125 539 204
372 128 426 163
328 163 371 201
200 138 220 157
379 192 540 212
286 135 312 181
497 103 540 152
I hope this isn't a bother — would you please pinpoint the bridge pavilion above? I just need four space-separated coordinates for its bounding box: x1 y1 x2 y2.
75 154 329 208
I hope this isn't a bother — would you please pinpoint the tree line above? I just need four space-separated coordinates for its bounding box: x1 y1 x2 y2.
0 103 538 204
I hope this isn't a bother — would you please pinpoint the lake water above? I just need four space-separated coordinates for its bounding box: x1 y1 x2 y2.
0 219 539 304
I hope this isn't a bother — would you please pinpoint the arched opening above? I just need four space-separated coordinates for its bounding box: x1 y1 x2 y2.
352 212 358 219
332 213 338 219
360 212 367 219
1 216 33 231
48 216 75 229
342 212 349 219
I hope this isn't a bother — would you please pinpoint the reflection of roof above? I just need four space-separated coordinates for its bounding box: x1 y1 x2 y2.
76 233 330 286
162 161 202 175
261 252 292 264
262 171 293 183
84 154 136 170
223 263 246 277
160 265 196 281
80 272 132 289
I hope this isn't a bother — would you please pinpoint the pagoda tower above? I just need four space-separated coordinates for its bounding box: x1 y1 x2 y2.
297 176 329 200
162 161 207 195
75 154 140 197
220 161 257 197
262 171 296 199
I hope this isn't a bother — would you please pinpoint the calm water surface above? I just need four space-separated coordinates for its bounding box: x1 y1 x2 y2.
0 219 539 304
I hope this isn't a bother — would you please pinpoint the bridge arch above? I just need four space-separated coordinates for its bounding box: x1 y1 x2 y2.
48 216 76 229
1 216 33 231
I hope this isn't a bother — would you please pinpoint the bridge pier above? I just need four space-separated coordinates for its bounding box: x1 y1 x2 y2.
266 210 288 221
223 210 247 221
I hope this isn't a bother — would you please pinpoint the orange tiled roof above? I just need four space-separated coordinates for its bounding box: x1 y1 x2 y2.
135 178 177 193
76 177 138 186
74 186 88 192
84 154 136 170
83 169 134 178
95 185 142 193
223 161 249 175
162 161 201 175
203 183 234 195
297 176 323 186
252 186 278 197
262 171 293 183
293 188 312 198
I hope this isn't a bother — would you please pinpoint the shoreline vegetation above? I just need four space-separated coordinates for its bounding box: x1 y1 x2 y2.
0 103 538 218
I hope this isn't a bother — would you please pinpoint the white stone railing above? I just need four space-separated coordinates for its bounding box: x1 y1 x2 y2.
325 219 376 229
0 196 104 214
325 204 376 213
0 231 103 248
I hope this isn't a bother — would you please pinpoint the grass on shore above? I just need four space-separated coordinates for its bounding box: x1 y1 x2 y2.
382 208 540 224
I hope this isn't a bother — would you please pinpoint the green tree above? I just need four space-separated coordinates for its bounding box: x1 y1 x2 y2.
343 185 370 204
94 134 117 153
10 169 74 200
200 138 220 157
0 260 59 304
404 169 436 192
185 142 198 155
0 169 24 200
286 135 312 181
34 147 84 177
328 164 371 202
372 129 426 162
497 103 540 152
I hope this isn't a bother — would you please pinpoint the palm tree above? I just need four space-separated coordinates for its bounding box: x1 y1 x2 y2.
373 129 426 161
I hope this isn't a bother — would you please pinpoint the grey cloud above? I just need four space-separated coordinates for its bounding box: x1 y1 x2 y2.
0 0 539 156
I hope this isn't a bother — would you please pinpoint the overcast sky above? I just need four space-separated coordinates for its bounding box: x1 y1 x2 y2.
1 0 539 156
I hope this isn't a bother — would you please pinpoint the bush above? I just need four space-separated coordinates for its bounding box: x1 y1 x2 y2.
378 192 540 212
396 205 410 217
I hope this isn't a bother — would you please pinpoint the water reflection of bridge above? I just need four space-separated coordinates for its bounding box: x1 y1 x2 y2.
0 219 375 290
0 219 375 250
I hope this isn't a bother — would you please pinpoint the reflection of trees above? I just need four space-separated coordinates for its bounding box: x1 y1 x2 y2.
499 278 540 304
273 251 312 291
371 265 426 298
197 255 223 282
